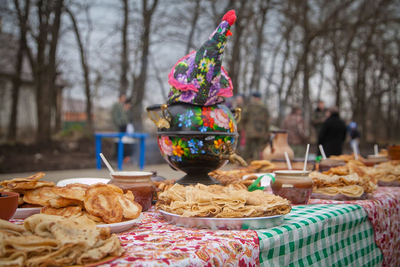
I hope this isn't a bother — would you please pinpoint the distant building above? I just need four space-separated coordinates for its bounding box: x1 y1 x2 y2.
63 97 113 131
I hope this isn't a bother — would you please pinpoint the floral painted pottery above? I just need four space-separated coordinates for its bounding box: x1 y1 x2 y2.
262 130 294 161
147 103 246 185
146 11 246 185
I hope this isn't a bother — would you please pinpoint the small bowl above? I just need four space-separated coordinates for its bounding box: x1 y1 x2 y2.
0 192 20 221
270 170 313 205
108 171 155 211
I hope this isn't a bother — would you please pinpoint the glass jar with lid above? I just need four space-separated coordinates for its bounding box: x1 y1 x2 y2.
108 171 155 211
271 170 313 205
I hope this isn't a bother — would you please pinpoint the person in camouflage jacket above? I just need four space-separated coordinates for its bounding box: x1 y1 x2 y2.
241 92 270 161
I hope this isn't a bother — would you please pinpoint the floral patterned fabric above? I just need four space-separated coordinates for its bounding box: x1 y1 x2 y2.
105 209 260 266
158 135 235 164
167 11 236 106
11 211 259 266
309 187 400 267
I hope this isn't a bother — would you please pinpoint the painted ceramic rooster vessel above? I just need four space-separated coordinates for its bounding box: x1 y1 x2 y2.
147 10 246 185
147 103 244 185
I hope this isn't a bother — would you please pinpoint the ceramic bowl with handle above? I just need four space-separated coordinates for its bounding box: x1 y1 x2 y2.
0 191 20 221
147 102 246 185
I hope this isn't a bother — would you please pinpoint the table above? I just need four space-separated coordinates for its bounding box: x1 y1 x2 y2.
8 188 400 266
99 209 260 266
99 203 386 266
95 132 149 171
257 204 382 266
309 186 400 267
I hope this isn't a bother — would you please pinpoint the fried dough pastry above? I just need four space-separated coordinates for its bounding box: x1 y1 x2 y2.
84 185 124 224
52 183 90 201
209 159 275 188
1 172 142 224
313 185 364 197
41 205 83 217
6 181 55 190
310 169 376 197
0 172 45 187
0 214 125 266
49 197 83 208
117 191 142 219
81 211 104 223
156 183 291 218
23 186 59 206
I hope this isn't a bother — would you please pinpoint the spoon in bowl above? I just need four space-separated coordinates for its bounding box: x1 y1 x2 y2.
100 153 115 173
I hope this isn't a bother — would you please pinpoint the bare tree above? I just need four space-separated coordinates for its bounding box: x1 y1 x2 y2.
66 5 94 133
20 0 64 143
120 0 129 96
249 0 271 93
130 0 159 131
7 0 31 143
185 0 201 54
226 0 252 95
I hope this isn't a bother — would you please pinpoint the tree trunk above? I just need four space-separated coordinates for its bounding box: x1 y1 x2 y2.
249 0 269 93
8 0 31 142
54 85 62 133
120 0 129 96
185 0 201 55
301 1 311 138
35 0 64 143
35 0 50 143
7 46 22 143
226 0 248 95
67 7 93 134
131 0 159 131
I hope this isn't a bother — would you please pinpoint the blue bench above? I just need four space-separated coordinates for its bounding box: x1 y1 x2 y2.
95 132 149 171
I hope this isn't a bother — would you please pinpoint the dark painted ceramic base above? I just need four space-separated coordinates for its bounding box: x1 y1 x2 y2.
175 173 221 186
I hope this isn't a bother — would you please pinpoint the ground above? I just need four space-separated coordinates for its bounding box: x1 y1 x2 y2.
0 138 113 174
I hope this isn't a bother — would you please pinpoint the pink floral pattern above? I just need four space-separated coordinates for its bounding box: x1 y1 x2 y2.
158 136 173 156
210 108 231 129
10 210 259 266
309 187 400 267
108 209 260 266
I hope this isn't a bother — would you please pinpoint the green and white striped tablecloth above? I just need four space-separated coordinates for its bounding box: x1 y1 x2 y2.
257 204 383 267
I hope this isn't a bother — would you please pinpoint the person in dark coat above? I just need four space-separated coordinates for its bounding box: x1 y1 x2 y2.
318 106 347 157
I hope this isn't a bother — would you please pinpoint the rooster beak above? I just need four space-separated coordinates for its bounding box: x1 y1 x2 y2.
226 30 233 36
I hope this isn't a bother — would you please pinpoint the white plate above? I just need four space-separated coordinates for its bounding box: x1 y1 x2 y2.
97 213 145 233
160 210 284 230
242 173 274 188
57 178 110 187
367 154 387 159
12 207 42 219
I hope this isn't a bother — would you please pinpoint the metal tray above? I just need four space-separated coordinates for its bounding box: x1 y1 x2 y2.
378 180 400 187
311 192 372 201
159 210 284 230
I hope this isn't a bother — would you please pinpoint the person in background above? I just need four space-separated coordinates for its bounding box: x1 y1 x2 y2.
234 93 246 153
348 121 360 155
111 93 129 132
234 93 245 109
281 105 307 158
318 106 347 157
312 100 328 138
241 92 269 162
111 94 132 162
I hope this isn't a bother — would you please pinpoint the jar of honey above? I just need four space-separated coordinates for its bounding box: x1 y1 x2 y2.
108 171 155 211
271 170 313 205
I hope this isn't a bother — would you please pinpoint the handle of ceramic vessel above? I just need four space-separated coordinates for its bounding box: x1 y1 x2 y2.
146 104 162 111
146 103 171 129
233 108 242 124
